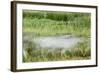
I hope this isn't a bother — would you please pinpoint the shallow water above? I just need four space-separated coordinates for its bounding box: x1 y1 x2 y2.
23 35 87 57
32 35 84 49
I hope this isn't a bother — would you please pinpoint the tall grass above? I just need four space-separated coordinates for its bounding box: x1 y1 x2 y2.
23 10 91 37
23 40 90 62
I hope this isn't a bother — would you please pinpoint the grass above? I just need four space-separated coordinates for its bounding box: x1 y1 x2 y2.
23 40 90 62
23 10 91 62
23 11 91 37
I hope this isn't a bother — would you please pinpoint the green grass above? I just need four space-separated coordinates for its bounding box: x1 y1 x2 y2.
23 10 91 37
23 40 90 62
23 10 91 62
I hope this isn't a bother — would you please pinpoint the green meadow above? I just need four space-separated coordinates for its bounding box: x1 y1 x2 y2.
23 10 91 62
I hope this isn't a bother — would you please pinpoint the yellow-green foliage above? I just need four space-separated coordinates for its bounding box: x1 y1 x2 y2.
23 10 91 37
23 41 90 62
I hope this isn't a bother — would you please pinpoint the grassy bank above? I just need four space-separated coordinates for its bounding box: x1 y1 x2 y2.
23 10 91 37
23 40 90 62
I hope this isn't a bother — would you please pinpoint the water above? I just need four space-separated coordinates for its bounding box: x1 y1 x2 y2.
32 35 84 49
23 35 86 57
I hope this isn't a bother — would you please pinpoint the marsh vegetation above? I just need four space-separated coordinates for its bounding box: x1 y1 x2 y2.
23 10 91 62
